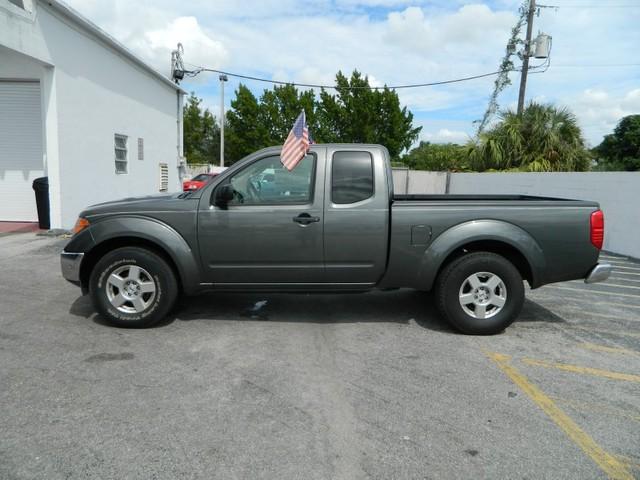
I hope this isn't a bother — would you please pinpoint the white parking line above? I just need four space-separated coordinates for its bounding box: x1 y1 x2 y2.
608 265 640 272
593 301 640 311
572 325 640 338
553 285 640 301
607 263 640 270
551 308 638 321
610 271 640 277
609 277 640 285
601 255 629 260
570 281 640 290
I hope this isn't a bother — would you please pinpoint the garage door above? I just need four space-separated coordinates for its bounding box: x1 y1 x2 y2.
0 81 44 222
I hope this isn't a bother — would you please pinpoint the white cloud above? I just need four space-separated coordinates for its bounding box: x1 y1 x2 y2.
569 87 640 146
385 4 515 58
115 16 228 83
141 17 227 71
63 0 638 146
422 128 470 144
624 89 640 110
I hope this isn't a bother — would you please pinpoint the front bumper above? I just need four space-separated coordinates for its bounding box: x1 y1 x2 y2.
584 263 612 284
60 251 84 283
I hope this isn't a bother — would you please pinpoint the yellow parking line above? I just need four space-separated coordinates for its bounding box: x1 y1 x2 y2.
523 358 640 383
579 342 640 356
486 352 633 480
552 396 640 423
615 455 640 471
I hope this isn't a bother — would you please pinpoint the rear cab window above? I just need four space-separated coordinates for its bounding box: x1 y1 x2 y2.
331 151 374 204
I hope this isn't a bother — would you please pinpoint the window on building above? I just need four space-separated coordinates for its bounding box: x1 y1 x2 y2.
331 151 374 204
138 138 144 160
114 134 128 174
159 163 169 192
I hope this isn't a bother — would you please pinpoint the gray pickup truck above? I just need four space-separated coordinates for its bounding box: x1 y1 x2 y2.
61 144 611 334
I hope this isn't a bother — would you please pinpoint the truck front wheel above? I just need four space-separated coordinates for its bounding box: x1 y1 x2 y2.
89 247 178 328
435 252 524 335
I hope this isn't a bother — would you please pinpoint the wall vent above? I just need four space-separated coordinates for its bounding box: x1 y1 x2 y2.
159 163 169 192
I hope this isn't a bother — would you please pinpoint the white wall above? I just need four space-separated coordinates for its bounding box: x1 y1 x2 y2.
392 169 447 195
449 172 640 258
1 0 182 228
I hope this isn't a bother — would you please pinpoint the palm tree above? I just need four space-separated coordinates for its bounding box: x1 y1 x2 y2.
468 102 591 172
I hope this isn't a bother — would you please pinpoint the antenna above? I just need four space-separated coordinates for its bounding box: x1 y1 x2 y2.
171 43 185 83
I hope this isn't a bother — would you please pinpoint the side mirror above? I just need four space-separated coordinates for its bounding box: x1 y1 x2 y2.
214 184 234 207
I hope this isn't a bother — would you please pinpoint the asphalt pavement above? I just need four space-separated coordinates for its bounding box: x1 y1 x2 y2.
0 233 638 479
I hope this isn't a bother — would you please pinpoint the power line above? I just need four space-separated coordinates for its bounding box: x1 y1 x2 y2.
552 63 640 67
179 63 536 90
539 3 640 7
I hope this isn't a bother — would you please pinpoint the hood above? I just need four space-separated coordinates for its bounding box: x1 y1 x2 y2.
80 193 195 218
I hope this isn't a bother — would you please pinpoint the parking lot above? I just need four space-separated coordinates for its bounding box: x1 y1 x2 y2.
1 232 638 479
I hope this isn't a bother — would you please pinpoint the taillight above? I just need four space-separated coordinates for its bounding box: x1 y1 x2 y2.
590 210 604 250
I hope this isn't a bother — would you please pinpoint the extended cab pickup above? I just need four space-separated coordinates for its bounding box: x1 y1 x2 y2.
61 144 611 334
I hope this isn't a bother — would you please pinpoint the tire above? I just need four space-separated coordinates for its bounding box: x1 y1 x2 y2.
89 247 178 328
435 252 524 335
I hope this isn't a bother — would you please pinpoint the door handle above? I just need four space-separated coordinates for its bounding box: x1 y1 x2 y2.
293 213 320 225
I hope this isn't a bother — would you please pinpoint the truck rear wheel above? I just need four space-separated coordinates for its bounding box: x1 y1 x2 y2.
435 252 524 335
89 247 178 328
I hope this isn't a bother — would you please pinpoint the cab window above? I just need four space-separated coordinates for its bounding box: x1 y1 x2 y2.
331 151 374 204
226 154 315 205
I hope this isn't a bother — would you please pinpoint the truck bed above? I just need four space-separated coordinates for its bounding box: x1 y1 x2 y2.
394 194 581 202
383 193 601 290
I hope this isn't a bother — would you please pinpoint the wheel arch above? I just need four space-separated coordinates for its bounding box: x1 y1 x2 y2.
418 220 545 291
78 217 201 294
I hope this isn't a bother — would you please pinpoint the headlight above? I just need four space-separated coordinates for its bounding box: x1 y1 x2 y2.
72 217 90 234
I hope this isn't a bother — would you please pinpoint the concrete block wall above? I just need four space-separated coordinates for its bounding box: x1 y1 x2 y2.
449 172 640 258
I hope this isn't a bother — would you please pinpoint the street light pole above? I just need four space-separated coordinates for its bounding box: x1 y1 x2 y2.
517 0 536 116
219 74 228 167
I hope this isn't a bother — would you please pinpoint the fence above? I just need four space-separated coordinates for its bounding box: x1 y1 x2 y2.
392 168 448 194
184 164 211 178
391 169 640 258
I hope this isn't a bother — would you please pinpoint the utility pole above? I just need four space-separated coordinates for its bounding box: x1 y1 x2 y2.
517 0 536 115
219 74 228 167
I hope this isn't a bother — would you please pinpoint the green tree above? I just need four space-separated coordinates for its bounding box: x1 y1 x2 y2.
468 102 591 172
315 71 421 159
223 71 421 163
225 84 268 164
402 141 469 171
259 84 316 145
183 93 219 165
594 115 640 171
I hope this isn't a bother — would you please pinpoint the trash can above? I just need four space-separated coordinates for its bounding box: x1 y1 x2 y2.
32 176 50 230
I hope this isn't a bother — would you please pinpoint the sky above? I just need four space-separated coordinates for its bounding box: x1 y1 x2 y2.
65 0 640 147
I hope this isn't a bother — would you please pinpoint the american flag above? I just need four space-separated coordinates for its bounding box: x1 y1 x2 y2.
281 110 311 171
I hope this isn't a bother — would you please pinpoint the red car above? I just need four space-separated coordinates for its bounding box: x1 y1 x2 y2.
182 173 218 192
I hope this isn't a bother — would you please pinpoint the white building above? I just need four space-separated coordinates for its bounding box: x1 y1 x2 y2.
0 0 184 229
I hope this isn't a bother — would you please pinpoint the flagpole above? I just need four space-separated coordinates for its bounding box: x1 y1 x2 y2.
219 74 228 167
